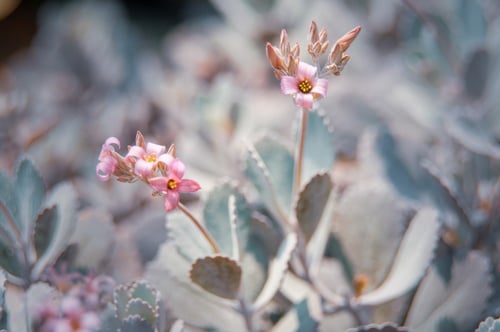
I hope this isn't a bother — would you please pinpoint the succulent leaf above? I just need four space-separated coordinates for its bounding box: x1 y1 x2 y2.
130 280 160 311
190 255 242 299
203 183 251 258
345 322 410 332
34 206 58 260
358 207 440 305
14 157 45 241
126 298 157 325
31 182 78 280
0 243 22 279
271 297 319 332
0 171 19 244
295 173 333 242
252 232 297 310
475 317 500 332
301 108 335 187
114 285 131 319
406 252 492 332
119 315 155 332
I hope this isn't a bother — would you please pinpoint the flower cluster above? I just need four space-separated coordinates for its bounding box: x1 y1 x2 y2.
96 131 201 211
34 273 115 332
266 21 361 110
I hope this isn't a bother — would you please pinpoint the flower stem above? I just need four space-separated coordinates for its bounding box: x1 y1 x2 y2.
293 108 309 199
177 202 221 254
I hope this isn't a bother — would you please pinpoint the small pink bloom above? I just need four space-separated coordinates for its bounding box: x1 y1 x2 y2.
280 61 328 110
96 137 120 181
126 142 173 178
149 158 201 211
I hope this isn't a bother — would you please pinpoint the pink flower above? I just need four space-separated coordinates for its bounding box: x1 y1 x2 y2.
96 137 120 181
148 158 201 211
280 61 328 110
126 142 173 178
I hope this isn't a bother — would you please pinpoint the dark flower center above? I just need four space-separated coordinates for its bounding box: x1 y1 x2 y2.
167 179 177 190
298 79 313 93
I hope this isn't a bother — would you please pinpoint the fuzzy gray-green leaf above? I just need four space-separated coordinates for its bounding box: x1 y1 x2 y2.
203 183 251 258
126 299 157 325
114 285 131 319
0 241 23 278
295 173 333 243
14 157 45 240
119 315 155 332
345 322 409 332
34 206 58 259
406 252 492 332
130 280 160 311
301 109 335 187
0 171 19 244
475 317 500 332
190 255 242 299
32 182 78 279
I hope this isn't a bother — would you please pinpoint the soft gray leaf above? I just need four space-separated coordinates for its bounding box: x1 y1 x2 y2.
476 317 500 332
406 252 492 332
301 109 335 187
0 241 23 279
203 183 251 258
34 206 58 260
252 232 297 311
126 299 157 325
14 157 45 242
32 182 78 279
0 171 19 244
359 207 440 305
130 280 160 312
345 322 409 332
119 315 155 332
295 173 333 243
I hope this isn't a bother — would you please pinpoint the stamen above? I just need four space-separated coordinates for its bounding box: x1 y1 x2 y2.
143 154 157 163
167 179 178 190
298 80 313 93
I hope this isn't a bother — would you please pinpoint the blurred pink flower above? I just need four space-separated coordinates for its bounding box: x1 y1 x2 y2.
96 137 120 181
280 61 328 110
126 142 173 178
149 158 201 211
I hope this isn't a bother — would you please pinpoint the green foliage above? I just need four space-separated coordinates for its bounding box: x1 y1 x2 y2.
476 317 500 332
0 157 77 285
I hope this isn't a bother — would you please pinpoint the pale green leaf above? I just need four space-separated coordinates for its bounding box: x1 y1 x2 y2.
406 252 492 332
301 109 335 187
475 317 500 332
126 299 157 325
359 207 440 305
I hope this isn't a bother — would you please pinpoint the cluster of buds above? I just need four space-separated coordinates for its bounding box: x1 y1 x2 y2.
34 272 115 332
96 131 201 211
266 21 361 110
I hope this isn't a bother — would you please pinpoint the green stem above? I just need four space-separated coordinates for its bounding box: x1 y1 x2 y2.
293 108 308 200
177 203 221 254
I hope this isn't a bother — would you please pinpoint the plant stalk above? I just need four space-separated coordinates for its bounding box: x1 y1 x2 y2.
293 108 309 200
177 202 221 254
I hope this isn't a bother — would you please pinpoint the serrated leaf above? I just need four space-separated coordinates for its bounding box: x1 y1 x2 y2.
126 299 157 325
406 252 492 332
32 182 77 279
0 171 19 244
333 180 409 289
166 213 214 262
203 183 251 258
476 317 500 332
130 280 160 311
359 207 440 305
14 157 45 241
190 255 242 299
252 233 297 310
34 206 58 259
295 173 333 242
301 109 335 187
114 285 131 319
120 315 155 332
345 322 409 332
254 136 294 210
244 140 291 224
0 241 23 278
446 118 500 159
271 297 319 332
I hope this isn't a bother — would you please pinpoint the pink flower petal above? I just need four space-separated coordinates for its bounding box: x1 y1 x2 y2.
295 93 314 110
146 142 166 156
157 153 174 167
297 62 317 81
169 158 186 178
164 191 180 211
312 78 328 97
104 137 120 149
280 76 299 95
178 179 201 193
126 145 145 159
148 177 168 191
134 159 154 177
